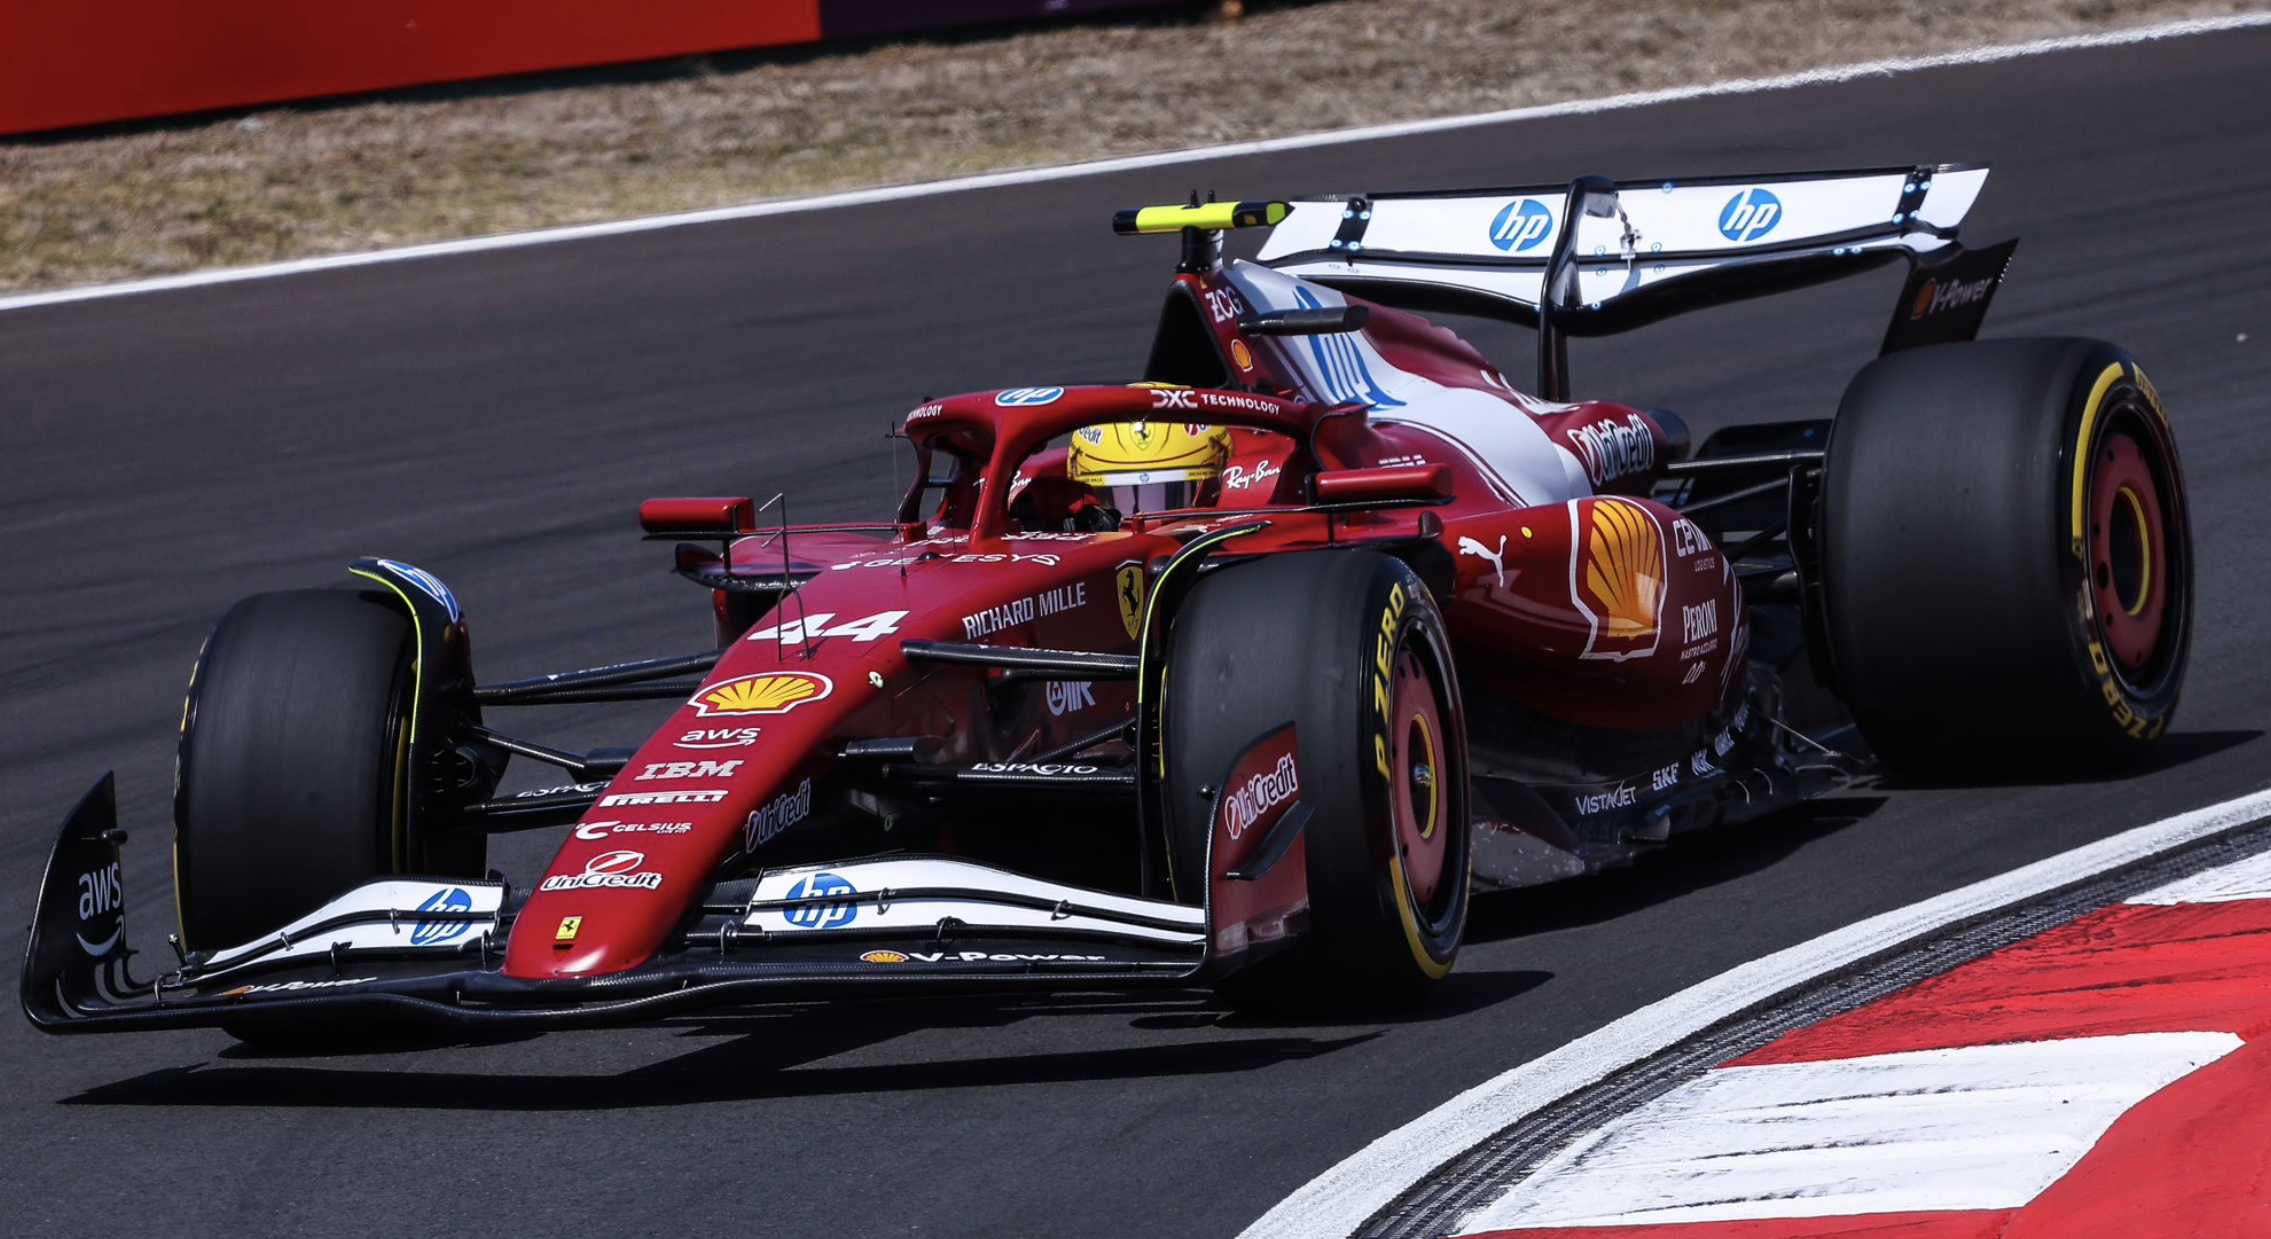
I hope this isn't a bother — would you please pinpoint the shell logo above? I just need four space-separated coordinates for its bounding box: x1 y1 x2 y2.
861 950 908 964
692 672 833 717
1911 279 1938 321
1573 498 1667 661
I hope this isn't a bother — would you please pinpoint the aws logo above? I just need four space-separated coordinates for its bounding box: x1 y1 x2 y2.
1572 497 1667 661
691 672 832 717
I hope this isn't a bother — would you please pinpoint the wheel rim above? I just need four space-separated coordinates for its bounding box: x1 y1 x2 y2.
2087 426 2171 679
1389 647 1449 905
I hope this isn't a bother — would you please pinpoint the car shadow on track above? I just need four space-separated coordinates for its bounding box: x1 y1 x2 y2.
1131 967 1555 1032
1870 727 2265 791
58 992 1387 1111
1464 794 1889 942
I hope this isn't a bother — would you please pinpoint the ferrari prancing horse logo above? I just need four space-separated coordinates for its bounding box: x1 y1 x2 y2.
1116 564 1145 640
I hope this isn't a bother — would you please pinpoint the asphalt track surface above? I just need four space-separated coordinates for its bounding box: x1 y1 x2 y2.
4 27 2269 1239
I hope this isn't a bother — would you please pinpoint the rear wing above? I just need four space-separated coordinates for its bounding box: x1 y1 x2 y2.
1254 164 2014 399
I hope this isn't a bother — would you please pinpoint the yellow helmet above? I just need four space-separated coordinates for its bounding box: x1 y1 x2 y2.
1068 420 1231 515
1069 421 1230 486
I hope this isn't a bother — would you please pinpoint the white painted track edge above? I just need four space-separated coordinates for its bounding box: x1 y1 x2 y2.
1237 783 2271 1239
6 11 2271 315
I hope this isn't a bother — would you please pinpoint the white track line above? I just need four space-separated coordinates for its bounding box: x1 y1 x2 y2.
6 11 2271 315
1237 784 2271 1239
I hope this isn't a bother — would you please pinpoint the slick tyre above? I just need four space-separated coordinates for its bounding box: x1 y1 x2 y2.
175 589 432 952
1819 338 2190 777
1163 551 1470 1011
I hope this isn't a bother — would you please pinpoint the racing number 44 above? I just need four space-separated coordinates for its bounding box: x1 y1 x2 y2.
745 610 908 644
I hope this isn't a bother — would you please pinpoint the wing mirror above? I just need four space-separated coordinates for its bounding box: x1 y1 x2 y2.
1309 464 1452 505
639 497 756 536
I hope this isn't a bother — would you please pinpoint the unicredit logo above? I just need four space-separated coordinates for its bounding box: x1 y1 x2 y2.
538 849 664 892
1221 754 1300 840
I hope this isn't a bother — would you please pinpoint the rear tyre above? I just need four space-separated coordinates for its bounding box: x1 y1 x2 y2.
1163 551 1470 1011
174 589 466 952
1819 338 2190 777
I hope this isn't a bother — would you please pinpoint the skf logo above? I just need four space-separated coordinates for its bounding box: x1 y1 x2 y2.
636 759 742 781
692 672 831 717
1488 198 1554 253
1116 564 1145 640
1573 498 1667 661
1717 188 1782 242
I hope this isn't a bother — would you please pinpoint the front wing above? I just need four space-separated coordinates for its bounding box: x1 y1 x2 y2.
23 776 1268 1035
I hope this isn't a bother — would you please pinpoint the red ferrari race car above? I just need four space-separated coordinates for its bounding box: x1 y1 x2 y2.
23 163 2191 1037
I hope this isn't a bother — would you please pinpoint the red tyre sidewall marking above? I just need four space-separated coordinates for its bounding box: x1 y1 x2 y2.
2088 429 2167 672
1391 647 1448 904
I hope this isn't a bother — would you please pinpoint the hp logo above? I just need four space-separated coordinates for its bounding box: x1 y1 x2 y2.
994 387 1064 407
783 872 859 929
1718 188 1782 242
1487 199 1554 253
409 887 473 946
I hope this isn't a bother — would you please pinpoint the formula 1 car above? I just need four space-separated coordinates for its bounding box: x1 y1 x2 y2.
24 163 2191 1037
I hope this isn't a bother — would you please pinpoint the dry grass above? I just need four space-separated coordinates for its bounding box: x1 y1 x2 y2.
1 0 2263 292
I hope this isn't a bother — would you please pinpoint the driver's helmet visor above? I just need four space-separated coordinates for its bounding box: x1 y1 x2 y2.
1068 420 1231 515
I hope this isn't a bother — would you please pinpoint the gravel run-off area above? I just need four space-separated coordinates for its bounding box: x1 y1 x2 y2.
3 0 2266 292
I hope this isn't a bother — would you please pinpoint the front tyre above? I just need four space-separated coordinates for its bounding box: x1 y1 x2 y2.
1819 338 2190 777
1164 551 1470 1010
174 589 474 951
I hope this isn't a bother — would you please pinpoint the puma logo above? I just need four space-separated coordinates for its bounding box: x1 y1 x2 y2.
1458 534 1510 588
